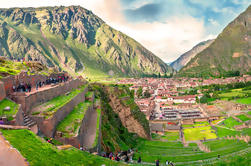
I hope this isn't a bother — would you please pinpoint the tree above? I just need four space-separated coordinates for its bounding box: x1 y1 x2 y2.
136 87 143 98
158 72 161 78
143 90 151 98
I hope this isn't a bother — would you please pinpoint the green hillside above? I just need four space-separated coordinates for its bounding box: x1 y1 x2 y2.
0 6 172 79
179 5 251 77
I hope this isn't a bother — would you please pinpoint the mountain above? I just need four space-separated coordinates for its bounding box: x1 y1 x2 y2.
171 39 214 71
0 6 172 78
178 5 251 77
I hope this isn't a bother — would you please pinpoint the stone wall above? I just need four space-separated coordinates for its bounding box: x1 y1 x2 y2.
78 105 96 149
14 104 24 126
0 81 6 101
1 73 47 96
38 88 87 137
11 79 84 114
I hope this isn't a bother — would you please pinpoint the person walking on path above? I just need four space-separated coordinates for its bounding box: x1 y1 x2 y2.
156 159 160 166
138 156 141 163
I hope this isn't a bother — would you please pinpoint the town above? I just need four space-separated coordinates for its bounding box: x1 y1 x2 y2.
118 76 251 138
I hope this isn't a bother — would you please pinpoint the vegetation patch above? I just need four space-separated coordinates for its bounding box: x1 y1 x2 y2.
56 100 91 138
34 85 87 119
235 97 251 104
184 126 217 141
219 117 242 129
1 129 123 166
236 114 250 122
0 99 18 121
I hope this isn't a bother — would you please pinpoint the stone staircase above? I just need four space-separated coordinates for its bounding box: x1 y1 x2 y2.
23 113 36 127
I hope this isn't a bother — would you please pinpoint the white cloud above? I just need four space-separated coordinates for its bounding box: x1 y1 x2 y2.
0 0 213 62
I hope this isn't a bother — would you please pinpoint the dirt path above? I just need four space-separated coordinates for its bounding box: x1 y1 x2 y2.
0 134 28 166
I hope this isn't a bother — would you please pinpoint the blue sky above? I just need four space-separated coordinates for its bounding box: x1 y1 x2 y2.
0 0 250 62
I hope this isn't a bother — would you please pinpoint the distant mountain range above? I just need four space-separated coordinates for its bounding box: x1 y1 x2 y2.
170 39 214 71
178 5 251 77
0 6 172 78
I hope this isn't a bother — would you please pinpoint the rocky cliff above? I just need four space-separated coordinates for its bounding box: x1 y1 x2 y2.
171 39 214 71
0 6 172 78
179 5 251 77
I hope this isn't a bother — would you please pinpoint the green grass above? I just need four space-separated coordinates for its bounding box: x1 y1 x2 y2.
35 85 87 119
215 126 241 138
183 121 210 128
0 99 19 121
93 108 101 147
236 114 250 122
85 91 94 99
248 111 251 116
133 138 250 164
160 132 180 141
1 129 124 166
204 139 249 152
56 100 91 138
235 97 251 104
219 117 242 129
184 126 217 141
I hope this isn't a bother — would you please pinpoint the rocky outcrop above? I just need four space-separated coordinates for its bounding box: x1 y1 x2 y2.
0 6 172 77
171 39 214 71
106 87 150 139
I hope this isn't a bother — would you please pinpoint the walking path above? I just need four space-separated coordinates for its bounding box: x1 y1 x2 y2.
0 134 28 166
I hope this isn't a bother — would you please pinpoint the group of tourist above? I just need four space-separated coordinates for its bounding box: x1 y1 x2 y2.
12 75 69 93
100 149 134 163
12 83 32 93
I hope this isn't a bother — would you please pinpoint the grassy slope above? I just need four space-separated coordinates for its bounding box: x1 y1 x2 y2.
0 98 18 120
179 5 251 77
1 129 125 166
33 85 86 119
56 100 91 138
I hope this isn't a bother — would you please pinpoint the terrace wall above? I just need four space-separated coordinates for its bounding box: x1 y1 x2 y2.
54 104 97 150
0 81 6 101
11 79 84 114
14 104 24 126
35 87 88 138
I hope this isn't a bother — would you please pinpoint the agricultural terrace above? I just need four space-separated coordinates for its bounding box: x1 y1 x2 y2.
0 129 123 166
32 85 87 119
133 137 251 165
56 100 91 138
219 117 242 129
236 114 251 122
152 132 180 141
182 121 210 128
183 126 217 141
0 99 19 121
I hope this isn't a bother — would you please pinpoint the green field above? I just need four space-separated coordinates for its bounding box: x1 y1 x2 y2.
1 129 124 166
219 117 242 129
133 138 251 164
183 121 210 128
32 85 87 119
56 100 91 138
218 88 251 104
184 126 217 141
235 97 251 104
236 114 250 122
152 132 180 141
215 126 240 138
0 99 19 121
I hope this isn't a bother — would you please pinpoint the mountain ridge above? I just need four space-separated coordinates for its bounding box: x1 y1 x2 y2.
171 39 214 71
178 5 251 77
0 6 173 78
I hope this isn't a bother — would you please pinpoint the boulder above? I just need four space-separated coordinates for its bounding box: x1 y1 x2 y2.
4 106 10 111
